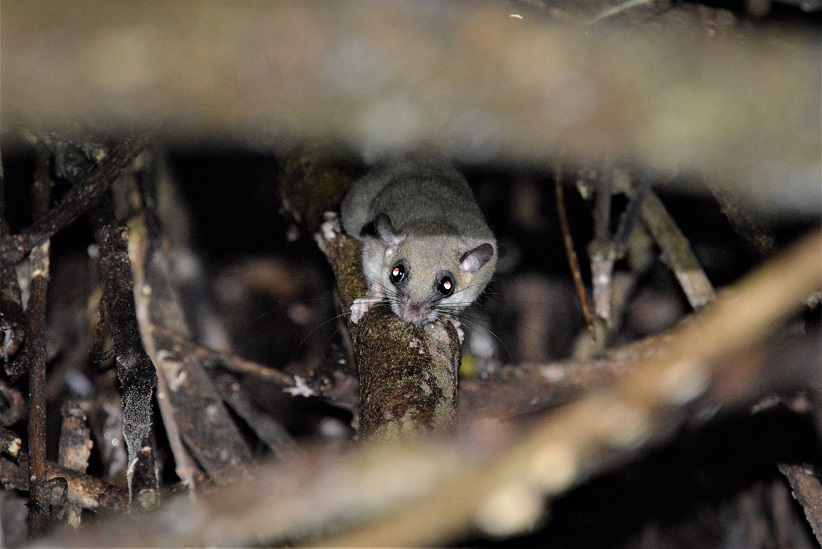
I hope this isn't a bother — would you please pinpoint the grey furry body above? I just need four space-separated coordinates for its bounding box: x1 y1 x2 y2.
342 159 493 241
341 157 496 326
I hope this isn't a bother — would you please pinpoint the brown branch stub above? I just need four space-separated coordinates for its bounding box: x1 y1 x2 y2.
57 400 93 527
779 464 822 545
45 463 130 514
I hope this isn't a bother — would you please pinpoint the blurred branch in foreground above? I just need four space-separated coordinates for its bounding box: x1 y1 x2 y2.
2 2 819 215
50 229 821 546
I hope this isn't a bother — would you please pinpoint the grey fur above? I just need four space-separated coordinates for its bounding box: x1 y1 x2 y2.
341 157 497 325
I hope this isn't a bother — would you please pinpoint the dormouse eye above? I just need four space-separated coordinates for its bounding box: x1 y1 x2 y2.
437 276 454 296
390 264 406 285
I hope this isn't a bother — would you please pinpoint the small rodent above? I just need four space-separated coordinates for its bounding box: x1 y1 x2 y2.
340 157 496 327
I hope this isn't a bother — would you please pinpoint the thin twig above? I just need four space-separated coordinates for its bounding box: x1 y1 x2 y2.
614 177 652 259
590 171 615 329
27 143 53 538
0 135 148 267
151 325 296 388
640 191 716 309
554 168 594 331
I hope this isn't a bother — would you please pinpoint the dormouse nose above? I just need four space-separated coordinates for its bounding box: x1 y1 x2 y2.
399 302 430 325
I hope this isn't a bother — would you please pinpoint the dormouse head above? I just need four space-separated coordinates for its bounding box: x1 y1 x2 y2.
371 213 496 325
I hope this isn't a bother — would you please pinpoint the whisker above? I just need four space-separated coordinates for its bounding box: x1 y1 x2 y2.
457 315 513 361
252 295 336 323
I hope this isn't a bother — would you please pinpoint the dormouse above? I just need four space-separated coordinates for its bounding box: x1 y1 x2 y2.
340 157 496 326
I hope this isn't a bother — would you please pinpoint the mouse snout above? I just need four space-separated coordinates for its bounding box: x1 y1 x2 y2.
397 301 432 325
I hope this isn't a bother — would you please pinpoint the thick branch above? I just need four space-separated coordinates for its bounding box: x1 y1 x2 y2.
3 3 819 213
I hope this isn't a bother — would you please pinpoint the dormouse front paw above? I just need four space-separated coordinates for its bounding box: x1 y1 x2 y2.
349 295 384 324
320 211 342 242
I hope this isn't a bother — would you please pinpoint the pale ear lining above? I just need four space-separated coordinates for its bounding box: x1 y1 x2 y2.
374 213 403 247
459 243 494 272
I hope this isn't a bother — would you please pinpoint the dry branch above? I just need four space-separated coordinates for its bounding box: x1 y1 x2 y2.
555 171 594 333
590 171 615 329
48 228 822 547
44 463 129 514
27 145 52 536
90 193 159 510
151 326 296 389
639 190 717 309
214 374 299 461
3 457 127 517
0 135 147 267
2 3 819 215
122 174 254 487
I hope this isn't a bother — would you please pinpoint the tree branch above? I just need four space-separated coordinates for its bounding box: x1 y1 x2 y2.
2 3 818 215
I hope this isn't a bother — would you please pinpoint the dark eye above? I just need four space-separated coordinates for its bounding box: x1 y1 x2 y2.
390 264 406 285
437 276 454 296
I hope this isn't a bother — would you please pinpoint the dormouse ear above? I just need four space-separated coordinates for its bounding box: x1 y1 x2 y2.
374 213 403 247
459 243 494 272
